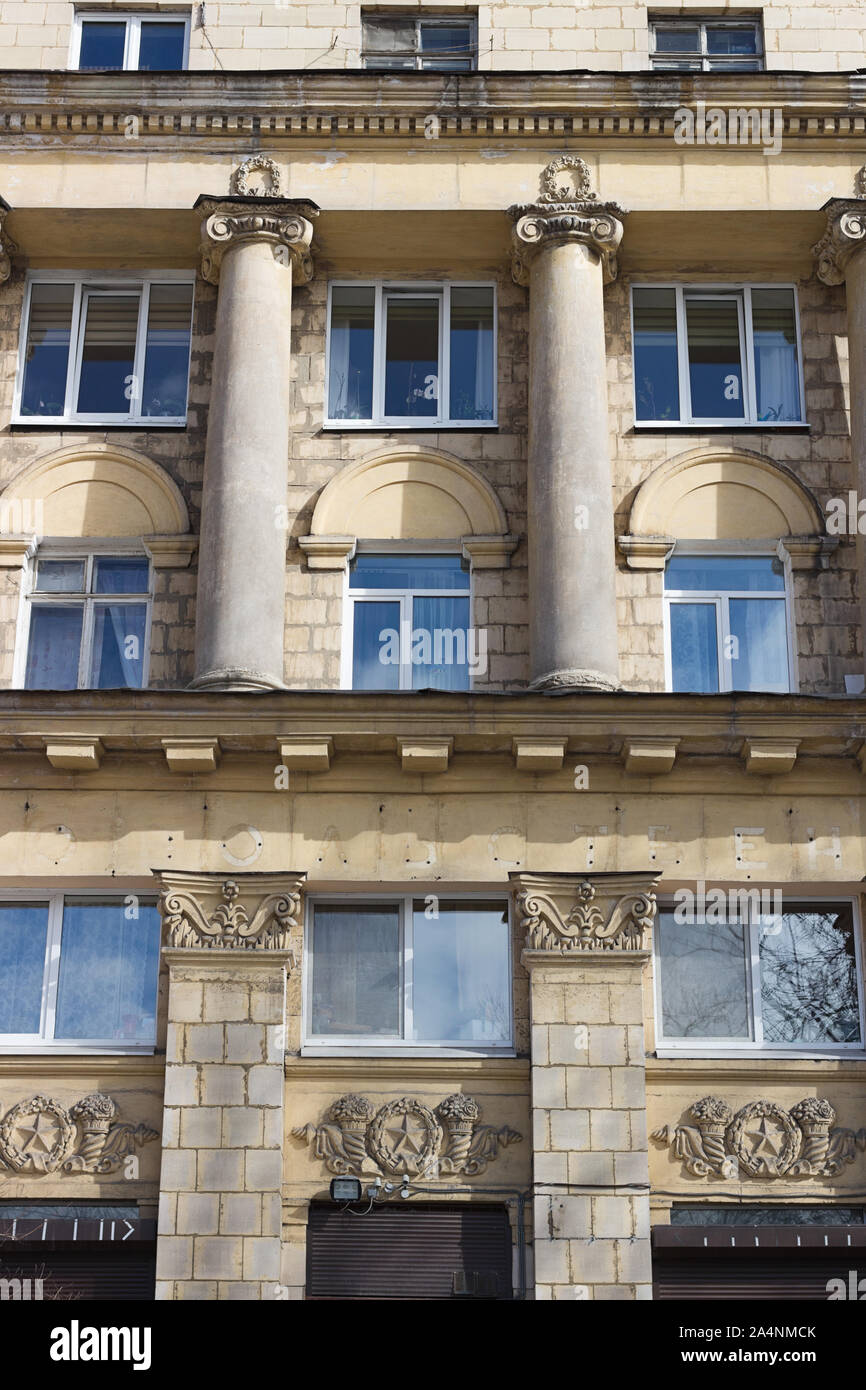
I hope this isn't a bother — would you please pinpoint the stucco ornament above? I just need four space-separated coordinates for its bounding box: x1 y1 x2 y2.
0 205 17 284
199 199 317 286
232 154 281 197
293 1093 522 1178
0 1093 158 1175
652 1096 866 1180
160 876 302 952
508 154 626 286
812 195 866 286
515 874 657 951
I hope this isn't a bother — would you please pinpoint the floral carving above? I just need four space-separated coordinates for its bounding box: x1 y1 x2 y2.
516 875 656 952
0 1094 158 1175
160 877 302 953
293 1093 522 1178
813 200 866 285
652 1096 866 1180
232 154 281 197
508 155 626 286
0 206 17 284
538 153 597 205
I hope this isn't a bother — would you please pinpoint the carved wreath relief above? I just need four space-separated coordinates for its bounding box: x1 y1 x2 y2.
232 154 282 197
0 1094 159 1176
294 1094 522 1178
652 1096 866 1180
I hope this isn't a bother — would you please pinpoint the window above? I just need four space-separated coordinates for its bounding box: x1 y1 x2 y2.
72 13 190 70
326 282 496 427
655 899 864 1054
664 553 791 693
362 13 476 70
15 275 194 425
22 552 151 690
650 16 763 71
0 895 161 1051
344 553 472 691
631 285 804 426
306 896 512 1052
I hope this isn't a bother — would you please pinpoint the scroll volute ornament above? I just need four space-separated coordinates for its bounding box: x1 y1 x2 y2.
156 870 306 953
508 154 627 287
510 870 660 952
813 174 866 286
198 197 318 287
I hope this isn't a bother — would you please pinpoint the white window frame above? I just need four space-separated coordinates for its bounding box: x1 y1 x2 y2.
70 11 191 71
653 893 866 1059
303 891 514 1057
649 16 764 72
0 890 161 1054
15 541 153 692
324 279 497 429
361 12 477 70
629 282 806 428
341 543 474 691
13 270 195 427
663 546 796 695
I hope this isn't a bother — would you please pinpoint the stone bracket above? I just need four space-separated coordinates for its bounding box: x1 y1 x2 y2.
162 737 221 774
617 534 676 570
621 738 679 776
44 736 104 772
512 736 567 772
297 535 357 571
398 738 453 774
742 738 800 775
277 736 334 772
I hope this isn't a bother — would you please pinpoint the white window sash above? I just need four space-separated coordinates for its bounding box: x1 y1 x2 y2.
71 13 190 71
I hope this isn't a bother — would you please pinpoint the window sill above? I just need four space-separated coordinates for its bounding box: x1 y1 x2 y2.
0 1044 157 1055
631 423 810 433
302 1045 516 1059
321 422 498 432
654 1047 866 1062
10 419 189 431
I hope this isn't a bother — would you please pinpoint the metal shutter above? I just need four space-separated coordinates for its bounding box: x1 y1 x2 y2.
653 1224 866 1300
0 1246 156 1301
307 1203 513 1300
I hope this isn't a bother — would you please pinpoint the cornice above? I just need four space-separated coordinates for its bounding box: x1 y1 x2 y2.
0 70 865 144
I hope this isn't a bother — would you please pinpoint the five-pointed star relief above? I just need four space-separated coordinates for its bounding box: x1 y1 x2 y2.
385 1113 426 1157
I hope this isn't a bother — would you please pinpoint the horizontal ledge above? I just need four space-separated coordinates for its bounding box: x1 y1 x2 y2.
287 1055 529 1080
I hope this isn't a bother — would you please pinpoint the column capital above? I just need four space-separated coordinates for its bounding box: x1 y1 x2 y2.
813 197 866 286
509 869 660 956
0 198 17 284
154 870 307 953
507 154 626 286
195 195 319 287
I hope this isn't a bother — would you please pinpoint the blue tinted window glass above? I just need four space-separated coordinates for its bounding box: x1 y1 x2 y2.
328 287 375 420
728 598 789 692
141 284 192 418
138 21 186 70
657 911 749 1038
25 607 83 690
76 295 138 415
411 900 510 1042
0 904 49 1034
311 905 401 1036
35 560 85 593
752 289 800 422
633 288 680 421
449 287 494 420
93 556 150 594
686 297 744 419
669 603 719 692
665 556 784 593
89 603 147 688
20 284 74 417
352 600 400 690
350 554 469 590
78 21 126 68
54 900 160 1042
384 297 439 417
411 595 470 690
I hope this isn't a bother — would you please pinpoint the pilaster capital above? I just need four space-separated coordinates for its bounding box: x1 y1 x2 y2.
813 197 866 286
508 155 626 286
195 195 320 287
509 870 660 955
154 870 307 953
0 198 17 284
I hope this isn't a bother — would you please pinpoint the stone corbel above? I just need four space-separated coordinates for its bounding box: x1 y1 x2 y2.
155 871 306 954
510 870 660 955
196 195 319 287
297 535 357 571
461 534 519 569
0 535 38 568
742 738 800 776
813 197 866 285
0 198 17 284
44 736 104 772
617 535 676 571
776 535 839 571
161 737 220 774
144 535 198 569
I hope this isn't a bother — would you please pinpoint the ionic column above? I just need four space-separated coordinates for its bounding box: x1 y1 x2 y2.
191 197 318 691
154 872 305 1301
510 870 659 1301
509 158 625 691
815 195 866 674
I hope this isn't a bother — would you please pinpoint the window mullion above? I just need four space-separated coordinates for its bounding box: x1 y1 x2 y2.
400 592 412 690
79 596 94 688
374 283 385 423
43 894 64 1043
403 896 413 1042
748 918 763 1045
675 288 691 423
130 282 149 419
64 280 84 418
717 596 729 693
126 17 139 70
440 282 450 424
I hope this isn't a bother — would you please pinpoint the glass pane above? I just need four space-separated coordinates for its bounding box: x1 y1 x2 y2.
384 297 439 417
138 21 187 70
728 598 789 692
93 556 150 594
419 57 472 70
141 284 192 418
76 294 139 415
20 284 74 417
420 23 473 54
89 603 147 689
657 911 750 1039
362 16 415 54
632 288 680 421
328 287 375 419
654 25 700 53
411 900 510 1042
54 900 160 1042
706 58 762 71
758 904 861 1044
34 559 85 593
751 289 800 422
350 554 469 590
411 595 471 691
365 55 416 69
707 25 759 55
449 287 494 420
25 607 83 690
686 297 744 419
665 555 785 593
352 600 401 690
669 603 718 693
78 20 126 69
0 904 49 1034
651 58 702 70
311 904 401 1036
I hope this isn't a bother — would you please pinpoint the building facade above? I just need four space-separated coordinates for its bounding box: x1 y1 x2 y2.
0 0 865 1301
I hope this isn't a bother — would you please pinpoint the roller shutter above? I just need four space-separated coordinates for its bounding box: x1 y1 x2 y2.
653 1224 866 1300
